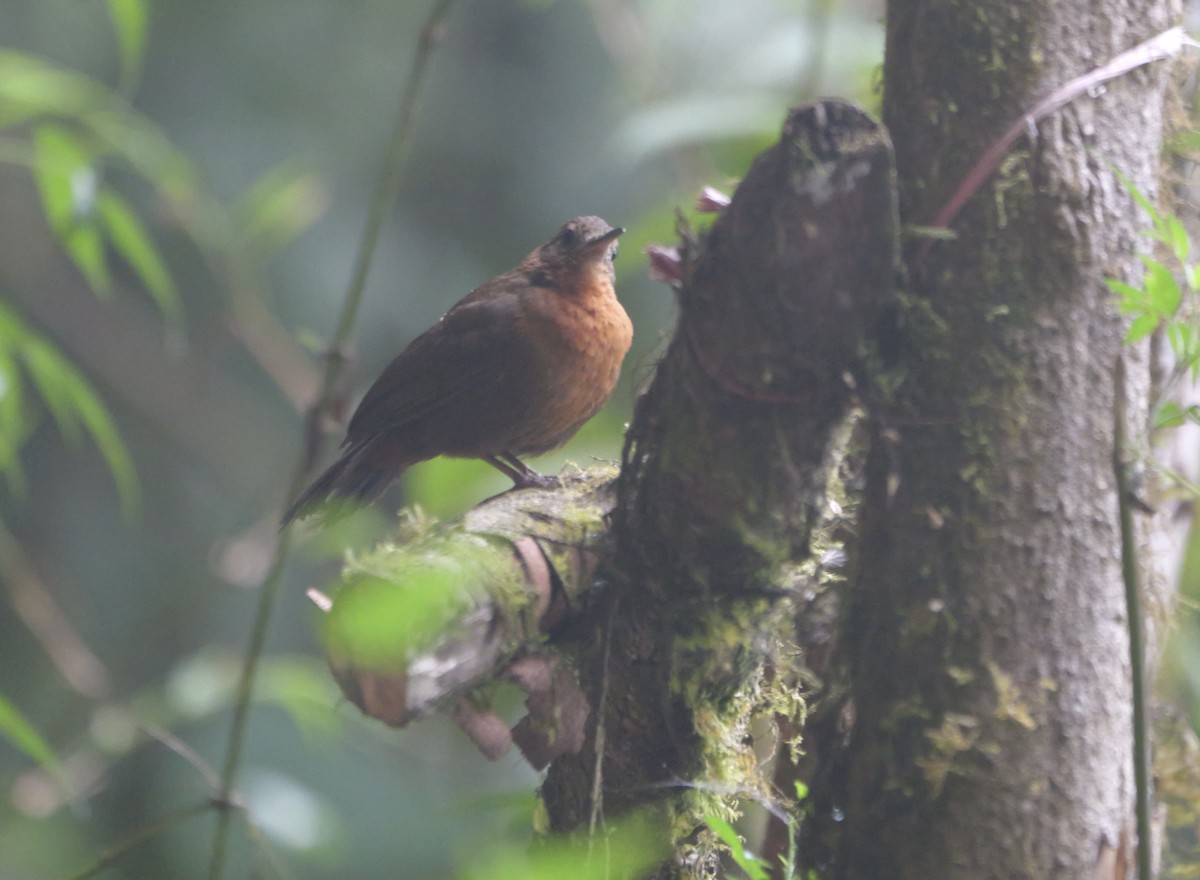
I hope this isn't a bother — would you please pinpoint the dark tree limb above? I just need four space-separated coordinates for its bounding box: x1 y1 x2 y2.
540 101 898 874
318 470 617 765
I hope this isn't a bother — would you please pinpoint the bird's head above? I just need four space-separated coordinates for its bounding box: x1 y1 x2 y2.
530 216 624 286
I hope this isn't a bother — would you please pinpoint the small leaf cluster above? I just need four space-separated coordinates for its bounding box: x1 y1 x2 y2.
1108 178 1200 431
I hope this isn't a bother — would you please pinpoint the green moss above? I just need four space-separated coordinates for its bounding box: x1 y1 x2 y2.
917 711 981 796
987 661 1038 731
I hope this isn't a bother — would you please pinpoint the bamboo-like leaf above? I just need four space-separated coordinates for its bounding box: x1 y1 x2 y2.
31 125 112 296
0 351 29 496
97 190 183 329
0 305 82 448
65 222 113 297
0 302 139 514
24 338 138 515
234 162 327 256
106 0 147 86
0 51 108 127
31 125 88 232
0 692 63 782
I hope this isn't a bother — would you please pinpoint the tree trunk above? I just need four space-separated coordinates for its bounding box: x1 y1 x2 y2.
322 4 1183 877
805 2 1179 878
540 101 898 876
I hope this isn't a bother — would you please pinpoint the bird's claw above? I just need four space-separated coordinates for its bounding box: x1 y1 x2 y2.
512 471 563 491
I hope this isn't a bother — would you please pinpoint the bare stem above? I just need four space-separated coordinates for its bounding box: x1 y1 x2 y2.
204 3 456 878
65 800 211 880
1113 355 1153 880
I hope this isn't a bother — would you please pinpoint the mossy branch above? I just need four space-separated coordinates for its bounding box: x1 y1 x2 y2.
316 469 618 766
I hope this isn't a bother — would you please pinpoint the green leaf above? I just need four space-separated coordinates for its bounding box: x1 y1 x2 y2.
97 190 183 329
1141 258 1181 318
0 303 139 515
257 656 342 740
1187 405 1200 427
1124 314 1159 344
0 692 64 783
234 162 327 256
0 306 80 449
1118 170 1158 225
1166 321 1199 366
1156 401 1186 430
31 125 92 231
31 125 112 296
106 0 147 86
1105 278 1146 314
464 814 665 880
0 351 30 496
1165 213 1192 264
66 223 113 297
793 780 809 801
324 568 472 669
705 816 768 880
28 342 138 515
0 51 109 127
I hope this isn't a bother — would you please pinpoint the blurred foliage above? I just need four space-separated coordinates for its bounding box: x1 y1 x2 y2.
0 0 910 877
0 0 1194 877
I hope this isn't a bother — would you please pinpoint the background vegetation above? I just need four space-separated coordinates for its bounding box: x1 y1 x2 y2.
1 0 1197 878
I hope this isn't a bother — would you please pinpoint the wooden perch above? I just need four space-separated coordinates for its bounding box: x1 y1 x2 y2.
542 100 900 849
310 467 616 765
618 99 898 591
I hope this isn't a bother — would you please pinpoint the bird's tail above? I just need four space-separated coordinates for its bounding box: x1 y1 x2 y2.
280 445 398 527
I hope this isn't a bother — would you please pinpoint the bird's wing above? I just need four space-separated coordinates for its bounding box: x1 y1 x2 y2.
345 280 531 441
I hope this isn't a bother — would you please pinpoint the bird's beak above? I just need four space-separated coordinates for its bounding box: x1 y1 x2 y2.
584 226 625 254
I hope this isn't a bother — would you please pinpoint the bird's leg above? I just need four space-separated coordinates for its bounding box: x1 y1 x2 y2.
484 453 561 490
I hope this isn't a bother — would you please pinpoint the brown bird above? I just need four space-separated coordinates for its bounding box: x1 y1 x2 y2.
282 216 631 524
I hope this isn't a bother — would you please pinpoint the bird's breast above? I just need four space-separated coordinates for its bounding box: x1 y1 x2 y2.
514 279 633 453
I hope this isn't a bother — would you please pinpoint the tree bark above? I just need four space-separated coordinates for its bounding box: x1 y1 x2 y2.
804 2 1179 878
540 101 898 875
321 6 1183 878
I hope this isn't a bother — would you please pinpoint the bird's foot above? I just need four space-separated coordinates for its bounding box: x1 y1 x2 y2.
485 455 563 490
511 471 563 491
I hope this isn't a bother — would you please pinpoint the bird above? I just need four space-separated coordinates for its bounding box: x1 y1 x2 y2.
281 215 632 525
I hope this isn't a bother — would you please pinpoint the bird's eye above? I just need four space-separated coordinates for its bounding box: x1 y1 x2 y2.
559 226 578 246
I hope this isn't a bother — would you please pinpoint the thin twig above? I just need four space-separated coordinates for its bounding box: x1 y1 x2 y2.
0 520 112 699
63 800 211 880
204 3 456 878
588 593 620 841
140 723 224 793
1113 355 1153 880
921 26 1197 263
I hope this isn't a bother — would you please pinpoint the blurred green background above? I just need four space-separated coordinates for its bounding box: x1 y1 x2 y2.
10 1 1197 879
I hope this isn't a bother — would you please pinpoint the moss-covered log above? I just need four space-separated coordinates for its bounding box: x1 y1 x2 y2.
318 469 617 765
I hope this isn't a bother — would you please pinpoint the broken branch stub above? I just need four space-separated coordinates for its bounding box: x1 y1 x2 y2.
541 101 900 842
315 469 617 760
619 100 898 589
